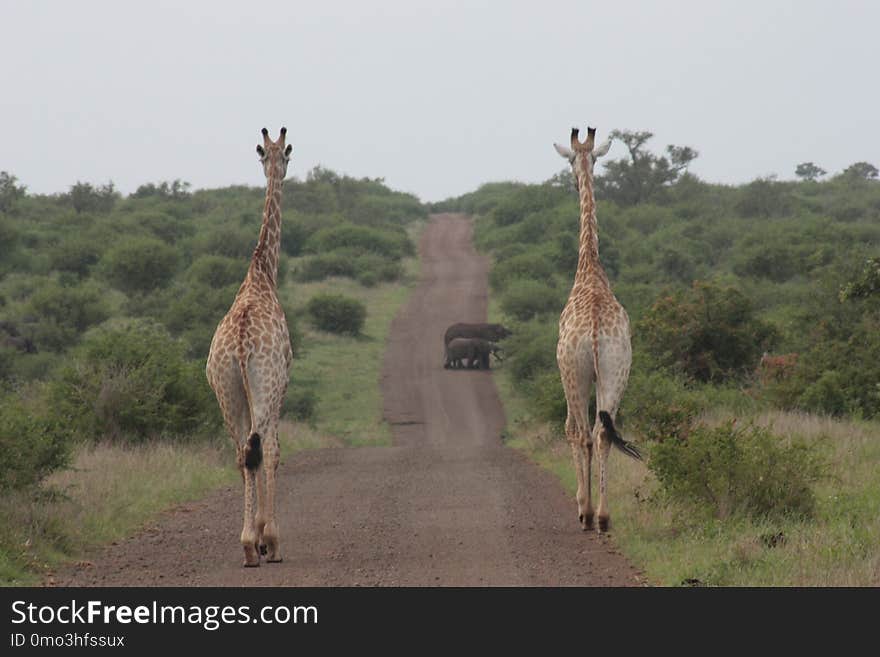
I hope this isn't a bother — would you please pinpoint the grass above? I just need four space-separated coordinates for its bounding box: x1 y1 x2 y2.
490 302 880 586
0 221 424 585
282 241 421 446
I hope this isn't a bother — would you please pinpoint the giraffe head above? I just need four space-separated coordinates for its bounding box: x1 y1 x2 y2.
256 127 293 180
553 126 612 182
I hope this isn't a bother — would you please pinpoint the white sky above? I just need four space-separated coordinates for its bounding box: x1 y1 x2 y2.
1 0 877 201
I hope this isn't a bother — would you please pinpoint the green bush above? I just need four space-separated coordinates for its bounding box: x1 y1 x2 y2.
489 252 556 292
26 279 113 351
297 252 356 281
124 210 194 244
306 294 366 335
297 250 402 285
283 383 317 422
304 223 412 259
500 278 564 321
191 223 255 259
648 421 823 520
0 389 71 490
48 235 103 278
639 281 777 383
186 255 247 289
51 319 219 443
527 370 567 426
621 370 699 442
101 236 180 293
504 320 558 385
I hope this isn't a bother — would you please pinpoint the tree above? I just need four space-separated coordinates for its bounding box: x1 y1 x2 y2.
842 161 879 181
130 179 192 199
596 130 698 205
639 281 777 383
795 162 826 181
66 181 119 214
840 257 880 302
0 171 26 212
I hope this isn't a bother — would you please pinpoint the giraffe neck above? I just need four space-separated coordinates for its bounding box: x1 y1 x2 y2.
249 172 283 287
573 162 608 288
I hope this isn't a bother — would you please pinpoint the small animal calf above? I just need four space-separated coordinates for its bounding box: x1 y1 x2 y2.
445 337 503 370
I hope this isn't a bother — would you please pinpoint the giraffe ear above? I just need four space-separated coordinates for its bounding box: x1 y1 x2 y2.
284 144 293 157
593 139 612 159
553 143 575 161
256 145 266 158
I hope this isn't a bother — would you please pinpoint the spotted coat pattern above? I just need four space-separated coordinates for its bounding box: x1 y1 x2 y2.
556 127 632 533
206 128 293 567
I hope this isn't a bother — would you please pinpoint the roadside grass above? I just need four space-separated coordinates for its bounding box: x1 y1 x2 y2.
1 222 424 585
282 242 421 446
490 304 880 586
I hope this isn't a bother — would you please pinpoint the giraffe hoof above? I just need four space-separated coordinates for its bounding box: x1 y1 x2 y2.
266 556 283 563
259 544 268 556
579 512 594 531
243 560 260 568
598 515 610 533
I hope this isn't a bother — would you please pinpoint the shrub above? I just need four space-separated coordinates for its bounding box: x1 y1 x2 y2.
639 281 777 383
186 255 247 289
51 319 219 443
297 252 356 281
191 223 255 259
504 320 558 385
527 370 567 426
48 235 103 277
489 252 557 292
26 279 112 351
124 210 194 244
283 383 317 422
297 251 402 285
0 389 71 490
500 278 564 321
648 421 823 520
304 223 412 259
306 294 366 335
621 370 699 442
101 236 180 293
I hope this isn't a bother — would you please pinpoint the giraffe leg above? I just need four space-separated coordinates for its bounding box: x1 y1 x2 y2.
559 343 594 531
595 421 613 532
565 411 593 525
566 414 591 530
582 438 594 529
207 363 261 566
262 428 282 563
240 465 260 567
594 341 632 533
255 460 267 556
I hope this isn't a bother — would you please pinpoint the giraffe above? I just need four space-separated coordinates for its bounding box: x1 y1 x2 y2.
206 127 293 566
553 126 642 533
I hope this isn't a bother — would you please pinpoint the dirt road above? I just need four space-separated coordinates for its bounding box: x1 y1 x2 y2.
54 214 642 586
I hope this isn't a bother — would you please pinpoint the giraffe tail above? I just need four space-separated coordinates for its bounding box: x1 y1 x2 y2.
236 307 262 471
598 410 642 461
244 433 263 470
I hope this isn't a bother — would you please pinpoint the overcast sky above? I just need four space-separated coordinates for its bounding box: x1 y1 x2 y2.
2 0 877 201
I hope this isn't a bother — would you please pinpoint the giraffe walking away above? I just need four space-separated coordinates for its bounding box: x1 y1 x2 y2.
206 128 293 567
553 126 642 533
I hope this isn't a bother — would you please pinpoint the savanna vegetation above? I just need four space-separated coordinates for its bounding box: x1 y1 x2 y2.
435 131 880 585
0 167 426 583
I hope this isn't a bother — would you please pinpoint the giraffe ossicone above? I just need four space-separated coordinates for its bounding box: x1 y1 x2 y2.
206 127 293 567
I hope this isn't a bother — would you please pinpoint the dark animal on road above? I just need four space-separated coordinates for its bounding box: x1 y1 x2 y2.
445 337 503 370
443 322 510 367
